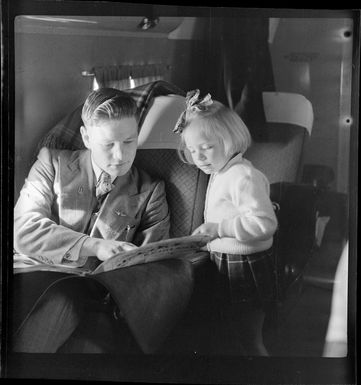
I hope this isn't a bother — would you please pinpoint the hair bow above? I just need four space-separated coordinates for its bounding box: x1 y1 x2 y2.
173 89 213 134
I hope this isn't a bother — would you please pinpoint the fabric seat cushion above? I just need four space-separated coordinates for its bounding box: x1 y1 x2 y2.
134 149 208 237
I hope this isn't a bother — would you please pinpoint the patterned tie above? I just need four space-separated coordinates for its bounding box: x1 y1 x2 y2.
96 171 113 200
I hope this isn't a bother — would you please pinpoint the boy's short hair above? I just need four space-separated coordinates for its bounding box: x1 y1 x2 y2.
82 88 138 127
180 100 252 159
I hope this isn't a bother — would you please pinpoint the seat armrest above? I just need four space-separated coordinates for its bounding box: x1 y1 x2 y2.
270 182 319 233
270 182 319 295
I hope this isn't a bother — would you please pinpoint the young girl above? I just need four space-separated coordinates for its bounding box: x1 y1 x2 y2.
174 89 278 356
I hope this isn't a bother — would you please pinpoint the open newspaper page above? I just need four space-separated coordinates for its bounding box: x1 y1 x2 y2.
13 234 211 276
92 234 211 274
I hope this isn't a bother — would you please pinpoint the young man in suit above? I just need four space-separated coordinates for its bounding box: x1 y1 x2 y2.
11 88 190 353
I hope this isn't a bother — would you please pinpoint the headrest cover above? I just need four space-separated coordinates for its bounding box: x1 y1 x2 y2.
138 95 186 149
262 92 314 135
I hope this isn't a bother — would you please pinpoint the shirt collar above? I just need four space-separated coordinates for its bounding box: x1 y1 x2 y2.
91 156 117 184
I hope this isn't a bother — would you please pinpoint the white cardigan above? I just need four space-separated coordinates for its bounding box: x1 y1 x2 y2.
205 153 278 255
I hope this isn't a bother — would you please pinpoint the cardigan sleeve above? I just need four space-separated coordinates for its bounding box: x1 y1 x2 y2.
217 170 278 242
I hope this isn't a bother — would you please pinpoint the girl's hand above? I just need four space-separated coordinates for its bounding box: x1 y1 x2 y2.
191 222 219 241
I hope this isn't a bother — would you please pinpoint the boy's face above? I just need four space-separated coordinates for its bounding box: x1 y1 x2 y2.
183 123 229 174
81 117 138 178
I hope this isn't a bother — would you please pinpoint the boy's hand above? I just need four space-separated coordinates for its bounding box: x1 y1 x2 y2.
117 241 139 252
96 240 138 261
81 238 138 261
191 222 219 241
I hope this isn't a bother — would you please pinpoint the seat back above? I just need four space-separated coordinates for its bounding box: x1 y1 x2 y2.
135 94 208 237
244 92 314 184
134 150 208 237
244 125 307 184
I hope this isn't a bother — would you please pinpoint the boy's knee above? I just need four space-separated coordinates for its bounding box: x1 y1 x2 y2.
38 279 84 313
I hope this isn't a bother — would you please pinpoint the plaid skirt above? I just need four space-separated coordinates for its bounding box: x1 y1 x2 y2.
210 248 277 308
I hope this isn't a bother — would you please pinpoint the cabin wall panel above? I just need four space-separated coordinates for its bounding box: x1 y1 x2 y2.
269 18 350 192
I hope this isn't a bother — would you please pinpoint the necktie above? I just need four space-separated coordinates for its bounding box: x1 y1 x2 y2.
87 171 113 234
96 171 113 200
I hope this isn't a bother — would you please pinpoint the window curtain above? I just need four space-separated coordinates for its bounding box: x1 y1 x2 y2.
203 17 275 141
94 64 167 90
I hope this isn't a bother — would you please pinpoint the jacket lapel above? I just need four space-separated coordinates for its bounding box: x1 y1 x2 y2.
91 168 149 240
59 150 96 232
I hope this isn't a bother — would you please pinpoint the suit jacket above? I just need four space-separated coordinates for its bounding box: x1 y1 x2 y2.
13 148 193 354
14 147 170 265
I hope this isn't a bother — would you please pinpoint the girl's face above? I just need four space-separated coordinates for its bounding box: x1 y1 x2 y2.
183 123 230 174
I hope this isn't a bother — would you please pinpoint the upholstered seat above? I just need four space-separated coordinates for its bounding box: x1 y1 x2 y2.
134 95 208 238
244 92 314 184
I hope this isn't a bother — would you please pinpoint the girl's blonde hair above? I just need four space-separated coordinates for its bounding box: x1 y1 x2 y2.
179 100 252 163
